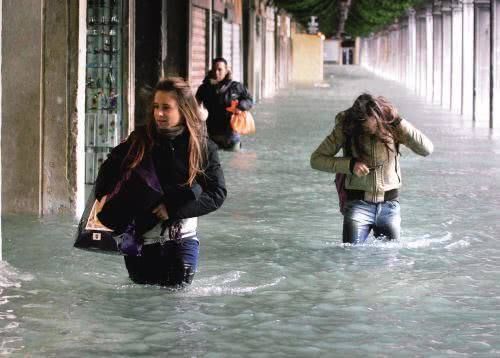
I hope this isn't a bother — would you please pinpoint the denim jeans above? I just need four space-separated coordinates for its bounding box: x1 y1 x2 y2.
342 200 401 244
124 238 199 286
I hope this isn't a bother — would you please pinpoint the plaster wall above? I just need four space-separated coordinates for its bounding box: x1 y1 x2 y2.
291 34 323 83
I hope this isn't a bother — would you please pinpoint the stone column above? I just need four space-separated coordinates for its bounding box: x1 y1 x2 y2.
492 0 500 127
400 18 409 87
462 0 474 119
2 0 43 213
416 11 427 97
354 36 361 65
441 1 452 110
473 0 491 126
395 23 404 83
379 33 385 76
377 34 382 76
415 13 421 95
450 0 463 114
432 1 443 105
407 8 417 91
390 25 399 81
425 5 434 102
363 37 371 70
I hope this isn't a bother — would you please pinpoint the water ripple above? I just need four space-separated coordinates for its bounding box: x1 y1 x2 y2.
182 271 285 297
0 261 32 355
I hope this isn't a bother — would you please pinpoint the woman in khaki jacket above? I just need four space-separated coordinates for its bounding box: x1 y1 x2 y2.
310 93 433 244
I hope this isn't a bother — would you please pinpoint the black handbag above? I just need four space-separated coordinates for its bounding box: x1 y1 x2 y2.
74 155 164 255
73 188 121 254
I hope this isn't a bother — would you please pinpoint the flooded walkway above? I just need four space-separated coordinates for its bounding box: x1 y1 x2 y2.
2 65 500 356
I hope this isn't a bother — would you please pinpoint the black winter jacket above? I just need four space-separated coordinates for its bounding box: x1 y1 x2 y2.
195 77 253 137
95 127 227 233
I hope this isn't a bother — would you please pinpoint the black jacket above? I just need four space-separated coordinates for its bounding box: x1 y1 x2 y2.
95 128 227 233
195 77 253 137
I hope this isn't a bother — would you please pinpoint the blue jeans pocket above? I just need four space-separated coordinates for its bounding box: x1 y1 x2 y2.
386 200 400 210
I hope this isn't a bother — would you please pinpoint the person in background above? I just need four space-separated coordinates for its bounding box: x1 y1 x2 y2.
95 77 226 286
196 57 253 151
310 93 434 244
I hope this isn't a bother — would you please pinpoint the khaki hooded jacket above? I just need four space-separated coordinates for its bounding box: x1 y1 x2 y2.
310 111 434 203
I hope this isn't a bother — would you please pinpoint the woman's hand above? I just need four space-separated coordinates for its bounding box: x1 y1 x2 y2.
353 161 370 177
152 203 169 221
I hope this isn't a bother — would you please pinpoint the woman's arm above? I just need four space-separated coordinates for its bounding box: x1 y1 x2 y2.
310 115 352 174
397 119 434 156
94 141 130 200
169 140 227 219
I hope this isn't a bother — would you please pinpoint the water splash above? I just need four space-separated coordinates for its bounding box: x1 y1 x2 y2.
325 232 454 249
445 240 471 250
0 261 33 288
181 271 285 297
0 261 32 355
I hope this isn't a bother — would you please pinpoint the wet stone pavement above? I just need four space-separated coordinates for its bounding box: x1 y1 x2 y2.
1 65 500 356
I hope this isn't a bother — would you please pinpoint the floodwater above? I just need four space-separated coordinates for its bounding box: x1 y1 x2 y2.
2 65 500 357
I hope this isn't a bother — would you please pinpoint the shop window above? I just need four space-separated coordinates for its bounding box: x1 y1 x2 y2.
85 0 124 183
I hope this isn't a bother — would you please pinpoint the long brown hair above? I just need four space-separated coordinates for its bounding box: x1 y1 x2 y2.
124 77 208 185
343 93 402 160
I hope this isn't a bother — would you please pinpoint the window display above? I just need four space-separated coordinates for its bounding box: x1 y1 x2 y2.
85 0 123 184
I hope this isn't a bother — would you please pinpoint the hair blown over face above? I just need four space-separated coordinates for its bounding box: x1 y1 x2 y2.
125 77 208 186
344 93 402 160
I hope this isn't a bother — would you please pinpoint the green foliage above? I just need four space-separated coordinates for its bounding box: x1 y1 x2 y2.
345 0 426 36
275 0 425 38
274 0 340 37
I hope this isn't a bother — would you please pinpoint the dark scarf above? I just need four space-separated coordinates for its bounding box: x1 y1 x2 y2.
157 124 185 139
